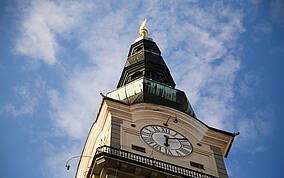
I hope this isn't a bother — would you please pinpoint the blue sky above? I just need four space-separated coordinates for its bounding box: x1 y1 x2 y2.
0 0 283 177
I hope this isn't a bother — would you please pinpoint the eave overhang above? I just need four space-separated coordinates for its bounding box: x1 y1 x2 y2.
102 94 238 158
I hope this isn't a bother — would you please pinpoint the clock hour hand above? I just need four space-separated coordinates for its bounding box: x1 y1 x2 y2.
164 135 170 147
164 135 187 147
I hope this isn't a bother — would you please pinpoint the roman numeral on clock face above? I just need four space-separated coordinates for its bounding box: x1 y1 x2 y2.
177 147 190 156
171 131 178 137
165 148 173 155
160 127 170 134
181 142 192 151
151 125 160 132
141 130 151 137
152 143 162 151
144 137 155 145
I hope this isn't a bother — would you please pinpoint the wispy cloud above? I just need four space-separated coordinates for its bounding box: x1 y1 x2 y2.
270 0 284 27
0 79 45 118
45 1 246 139
13 1 273 177
152 3 244 130
238 72 260 98
15 0 87 64
48 68 105 139
13 0 247 136
237 105 273 144
252 21 272 43
44 142 82 178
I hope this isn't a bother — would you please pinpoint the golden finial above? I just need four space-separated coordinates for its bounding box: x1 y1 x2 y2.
139 19 148 37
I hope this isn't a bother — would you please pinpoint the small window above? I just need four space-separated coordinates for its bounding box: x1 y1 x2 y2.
130 71 143 80
131 145 146 153
132 46 143 55
190 161 204 169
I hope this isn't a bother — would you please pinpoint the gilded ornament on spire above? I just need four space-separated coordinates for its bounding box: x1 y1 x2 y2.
139 19 148 37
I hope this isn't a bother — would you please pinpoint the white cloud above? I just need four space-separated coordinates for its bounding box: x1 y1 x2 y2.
238 72 260 98
47 1 246 140
237 119 258 140
248 0 263 5
236 106 273 146
15 0 87 64
12 1 276 177
48 4 140 139
252 21 272 43
0 80 45 117
2 102 34 117
43 141 82 178
154 4 244 130
255 21 273 34
255 146 266 153
270 45 284 55
270 0 284 27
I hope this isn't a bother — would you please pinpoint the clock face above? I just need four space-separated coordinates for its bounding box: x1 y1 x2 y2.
140 125 193 156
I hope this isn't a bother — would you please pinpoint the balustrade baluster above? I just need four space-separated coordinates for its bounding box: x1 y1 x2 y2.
94 146 216 178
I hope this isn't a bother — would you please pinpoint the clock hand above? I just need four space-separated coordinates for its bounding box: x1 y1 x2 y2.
167 137 187 140
164 135 187 147
164 135 170 147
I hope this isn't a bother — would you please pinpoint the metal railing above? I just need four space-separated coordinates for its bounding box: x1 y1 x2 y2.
95 145 217 178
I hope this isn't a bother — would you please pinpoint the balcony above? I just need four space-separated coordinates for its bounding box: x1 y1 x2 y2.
87 146 217 178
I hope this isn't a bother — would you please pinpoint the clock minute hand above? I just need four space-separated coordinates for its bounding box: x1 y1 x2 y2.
166 136 187 141
174 138 187 141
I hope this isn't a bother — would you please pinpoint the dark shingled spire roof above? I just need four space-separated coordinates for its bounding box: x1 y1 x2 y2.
107 37 196 118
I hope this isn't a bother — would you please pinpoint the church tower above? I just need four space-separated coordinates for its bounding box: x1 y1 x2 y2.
75 20 238 178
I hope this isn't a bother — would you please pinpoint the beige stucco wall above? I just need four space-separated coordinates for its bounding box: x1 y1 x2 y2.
76 99 232 178
118 103 218 177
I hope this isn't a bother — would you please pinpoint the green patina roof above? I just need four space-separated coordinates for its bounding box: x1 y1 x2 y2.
106 77 196 118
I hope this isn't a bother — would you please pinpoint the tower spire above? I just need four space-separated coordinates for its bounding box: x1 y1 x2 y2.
76 20 237 178
111 22 196 118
